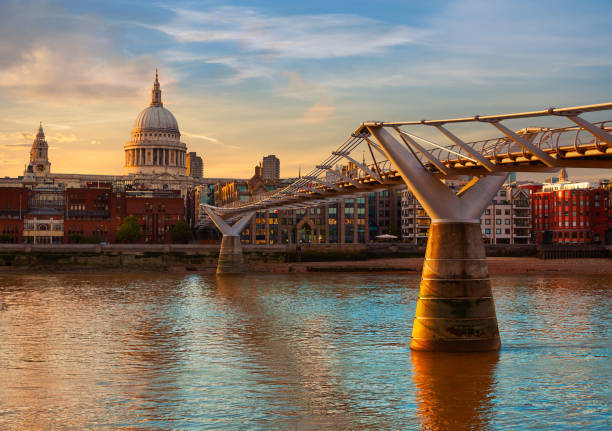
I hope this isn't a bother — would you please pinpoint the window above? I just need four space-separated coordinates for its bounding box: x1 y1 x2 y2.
496 228 501 234
495 209 501 215
485 209 491 215
485 219 491 225
505 229 510 234
485 228 491 234
496 219 501 225
505 219 510 225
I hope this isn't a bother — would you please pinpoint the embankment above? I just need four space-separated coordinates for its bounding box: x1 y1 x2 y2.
0 243 609 273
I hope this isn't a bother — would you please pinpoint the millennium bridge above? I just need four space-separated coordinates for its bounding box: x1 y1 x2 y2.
202 103 612 352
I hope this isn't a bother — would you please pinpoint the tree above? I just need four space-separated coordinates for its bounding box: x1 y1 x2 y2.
386 223 400 237
170 221 192 243
116 215 142 243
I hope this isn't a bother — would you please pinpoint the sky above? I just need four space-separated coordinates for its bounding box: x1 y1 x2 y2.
1 0 611 180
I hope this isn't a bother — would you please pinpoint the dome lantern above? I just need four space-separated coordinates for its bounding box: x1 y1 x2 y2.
151 69 163 107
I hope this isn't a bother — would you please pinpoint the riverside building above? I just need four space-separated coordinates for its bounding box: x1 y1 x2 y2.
531 180 609 245
401 184 533 244
210 163 378 244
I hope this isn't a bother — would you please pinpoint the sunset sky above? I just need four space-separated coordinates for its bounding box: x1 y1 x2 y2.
1 0 611 180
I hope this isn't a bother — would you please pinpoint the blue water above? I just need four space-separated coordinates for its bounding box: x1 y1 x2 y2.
0 272 610 430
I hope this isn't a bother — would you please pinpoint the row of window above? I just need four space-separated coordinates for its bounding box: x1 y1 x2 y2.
483 228 511 235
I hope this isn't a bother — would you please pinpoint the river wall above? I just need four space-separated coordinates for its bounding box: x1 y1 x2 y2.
0 243 608 270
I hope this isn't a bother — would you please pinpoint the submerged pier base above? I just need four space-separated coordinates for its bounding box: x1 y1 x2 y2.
217 235 245 274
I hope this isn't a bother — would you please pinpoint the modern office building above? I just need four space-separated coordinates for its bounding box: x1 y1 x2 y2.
262 155 280 181
187 152 204 178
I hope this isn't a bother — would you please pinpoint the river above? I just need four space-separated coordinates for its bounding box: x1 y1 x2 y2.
0 272 610 430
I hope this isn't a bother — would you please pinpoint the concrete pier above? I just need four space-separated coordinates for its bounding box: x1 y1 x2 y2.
217 235 245 274
410 222 500 351
204 207 255 275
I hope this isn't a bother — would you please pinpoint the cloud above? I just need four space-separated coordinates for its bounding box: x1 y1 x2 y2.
182 132 218 143
300 96 336 124
152 6 424 60
48 133 77 143
0 1 161 103
182 131 240 149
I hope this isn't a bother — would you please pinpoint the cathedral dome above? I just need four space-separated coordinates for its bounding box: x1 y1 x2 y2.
124 70 187 177
133 105 179 132
131 70 179 134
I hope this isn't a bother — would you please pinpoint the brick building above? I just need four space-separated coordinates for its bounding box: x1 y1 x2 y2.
65 184 116 243
532 181 608 245
0 187 28 243
0 183 187 244
122 190 185 243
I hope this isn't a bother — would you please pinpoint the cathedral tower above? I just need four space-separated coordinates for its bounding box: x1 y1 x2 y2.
26 122 51 176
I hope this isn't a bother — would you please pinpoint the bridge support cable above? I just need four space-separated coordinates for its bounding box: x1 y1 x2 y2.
486 121 557 167
394 127 450 175
433 125 497 172
368 125 506 352
317 165 366 189
303 176 342 192
332 151 383 183
204 207 255 275
564 115 612 146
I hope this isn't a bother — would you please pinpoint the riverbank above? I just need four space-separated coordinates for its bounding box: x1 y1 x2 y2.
277 257 612 275
0 254 610 275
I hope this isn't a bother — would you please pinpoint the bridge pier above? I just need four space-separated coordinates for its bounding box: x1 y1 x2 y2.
368 126 507 351
414 221 499 351
204 208 255 275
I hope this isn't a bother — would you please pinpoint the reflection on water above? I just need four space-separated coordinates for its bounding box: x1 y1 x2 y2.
0 272 610 429
412 351 498 430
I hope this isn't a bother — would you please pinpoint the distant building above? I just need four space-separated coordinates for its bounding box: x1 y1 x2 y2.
532 180 608 245
122 189 185 243
0 183 186 244
124 70 187 177
401 184 532 244
480 187 532 244
368 187 403 239
186 152 204 178
209 163 371 244
0 71 222 198
25 123 51 178
262 155 280 181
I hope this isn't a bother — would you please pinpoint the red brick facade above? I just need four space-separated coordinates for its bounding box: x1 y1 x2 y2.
65 185 117 243
532 186 607 244
0 186 186 244
0 187 29 243
122 191 184 243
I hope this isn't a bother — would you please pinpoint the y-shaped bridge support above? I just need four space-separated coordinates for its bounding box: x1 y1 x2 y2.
204 208 255 274
368 126 507 352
